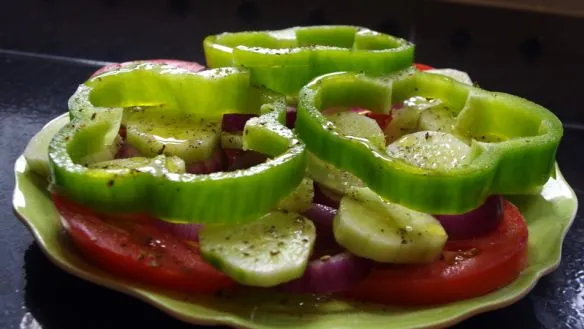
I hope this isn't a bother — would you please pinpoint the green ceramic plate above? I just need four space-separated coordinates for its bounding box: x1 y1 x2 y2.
12 115 578 329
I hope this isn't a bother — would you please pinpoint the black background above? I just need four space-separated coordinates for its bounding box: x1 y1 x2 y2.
1 1 583 328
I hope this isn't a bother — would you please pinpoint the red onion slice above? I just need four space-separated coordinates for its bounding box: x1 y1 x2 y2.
278 252 372 294
434 195 504 240
115 143 142 159
153 220 203 241
222 114 257 132
186 148 226 174
286 107 297 129
313 183 341 209
302 203 337 228
276 202 370 294
225 150 267 171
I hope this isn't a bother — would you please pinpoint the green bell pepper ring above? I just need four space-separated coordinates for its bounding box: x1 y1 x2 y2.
295 69 563 214
204 25 414 96
49 64 306 224
68 63 281 121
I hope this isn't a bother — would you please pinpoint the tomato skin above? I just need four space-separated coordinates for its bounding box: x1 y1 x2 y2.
414 63 434 71
341 200 528 305
53 194 234 295
90 59 205 78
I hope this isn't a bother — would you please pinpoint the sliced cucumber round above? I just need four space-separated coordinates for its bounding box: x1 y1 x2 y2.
199 211 316 287
125 108 221 164
307 111 383 194
386 130 471 171
333 188 447 263
328 111 385 150
418 104 458 134
276 177 314 213
384 96 441 143
306 153 364 195
24 114 70 177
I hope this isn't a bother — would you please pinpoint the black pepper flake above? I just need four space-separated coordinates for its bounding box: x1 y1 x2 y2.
107 180 115 187
397 227 407 239
270 250 280 256
158 144 166 154
91 113 97 120
243 252 250 257
425 132 430 140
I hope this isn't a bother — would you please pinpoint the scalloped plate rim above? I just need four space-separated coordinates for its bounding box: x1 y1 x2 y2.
12 152 578 329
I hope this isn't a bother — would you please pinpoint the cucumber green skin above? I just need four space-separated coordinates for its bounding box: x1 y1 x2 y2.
68 65 279 121
199 211 316 287
276 177 314 213
203 26 414 95
296 70 564 214
49 96 306 224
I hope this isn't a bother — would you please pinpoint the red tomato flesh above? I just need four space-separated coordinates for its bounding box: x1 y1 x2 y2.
342 200 528 305
364 112 393 131
414 63 434 71
53 192 527 305
53 194 233 294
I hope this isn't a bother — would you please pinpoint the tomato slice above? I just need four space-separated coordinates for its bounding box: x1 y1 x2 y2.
90 59 205 78
414 63 434 71
350 108 393 131
53 194 234 294
342 200 528 305
364 112 393 131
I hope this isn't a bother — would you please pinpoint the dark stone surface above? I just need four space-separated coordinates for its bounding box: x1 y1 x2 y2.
0 1 583 328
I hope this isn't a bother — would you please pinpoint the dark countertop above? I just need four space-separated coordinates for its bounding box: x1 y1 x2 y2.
1 1 583 328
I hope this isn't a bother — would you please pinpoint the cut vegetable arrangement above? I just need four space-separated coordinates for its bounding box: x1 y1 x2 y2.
22 26 564 310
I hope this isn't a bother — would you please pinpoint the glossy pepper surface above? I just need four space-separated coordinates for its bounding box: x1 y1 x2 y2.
204 26 414 96
294 69 563 214
49 63 306 224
